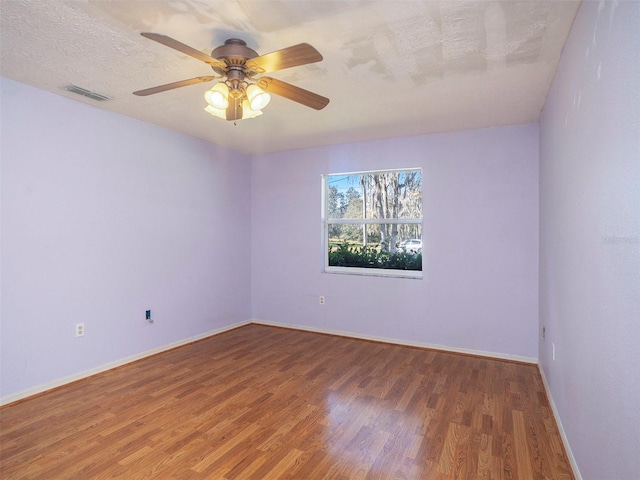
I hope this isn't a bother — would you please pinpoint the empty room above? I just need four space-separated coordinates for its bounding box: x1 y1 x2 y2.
1 1 638 479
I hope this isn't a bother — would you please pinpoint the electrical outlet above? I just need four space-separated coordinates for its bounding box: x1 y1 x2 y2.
76 323 85 337
542 326 546 340
552 342 556 361
319 296 325 305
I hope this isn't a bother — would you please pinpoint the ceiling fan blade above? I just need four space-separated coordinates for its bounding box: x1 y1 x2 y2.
140 32 227 71
245 43 322 74
257 77 329 110
133 76 217 96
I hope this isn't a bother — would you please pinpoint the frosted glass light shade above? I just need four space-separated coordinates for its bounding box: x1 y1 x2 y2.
204 105 226 119
204 83 229 109
241 100 263 119
246 84 271 111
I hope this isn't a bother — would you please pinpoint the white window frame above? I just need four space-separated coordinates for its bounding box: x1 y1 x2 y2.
322 168 423 279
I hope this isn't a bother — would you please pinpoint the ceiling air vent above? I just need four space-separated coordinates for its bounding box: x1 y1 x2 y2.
65 85 111 102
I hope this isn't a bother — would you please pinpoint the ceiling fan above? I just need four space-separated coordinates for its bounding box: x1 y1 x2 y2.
133 33 329 121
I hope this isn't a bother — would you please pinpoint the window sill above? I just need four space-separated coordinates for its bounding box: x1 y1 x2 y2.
324 266 422 279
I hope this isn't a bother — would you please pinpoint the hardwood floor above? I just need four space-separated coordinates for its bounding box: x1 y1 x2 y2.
0 324 574 479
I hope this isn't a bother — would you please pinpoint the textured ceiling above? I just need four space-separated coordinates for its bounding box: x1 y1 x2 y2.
0 0 580 154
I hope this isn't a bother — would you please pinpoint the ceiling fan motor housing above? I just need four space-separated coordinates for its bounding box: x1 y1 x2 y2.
211 39 258 74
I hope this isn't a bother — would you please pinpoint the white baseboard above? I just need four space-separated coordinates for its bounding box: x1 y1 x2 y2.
0 320 251 407
251 319 538 364
538 364 583 480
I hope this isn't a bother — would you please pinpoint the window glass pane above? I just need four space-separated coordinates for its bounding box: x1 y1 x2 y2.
328 223 422 253
361 170 422 220
328 223 371 250
325 174 364 219
326 170 421 220
328 224 422 271
329 224 422 253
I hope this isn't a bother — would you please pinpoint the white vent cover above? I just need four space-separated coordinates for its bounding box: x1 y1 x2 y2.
65 85 111 102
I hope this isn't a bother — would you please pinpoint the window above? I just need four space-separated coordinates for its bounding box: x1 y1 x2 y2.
322 168 423 278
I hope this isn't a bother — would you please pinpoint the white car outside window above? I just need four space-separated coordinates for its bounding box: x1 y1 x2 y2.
399 239 422 253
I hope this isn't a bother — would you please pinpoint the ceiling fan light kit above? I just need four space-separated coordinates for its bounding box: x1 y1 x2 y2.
205 82 229 109
246 84 271 111
134 33 329 122
204 97 263 121
203 80 271 120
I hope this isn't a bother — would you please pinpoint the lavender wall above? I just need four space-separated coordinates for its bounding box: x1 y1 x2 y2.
539 1 640 478
252 124 539 359
0 78 252 400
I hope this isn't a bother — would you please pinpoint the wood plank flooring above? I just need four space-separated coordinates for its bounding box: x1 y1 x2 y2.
0 324 574 479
